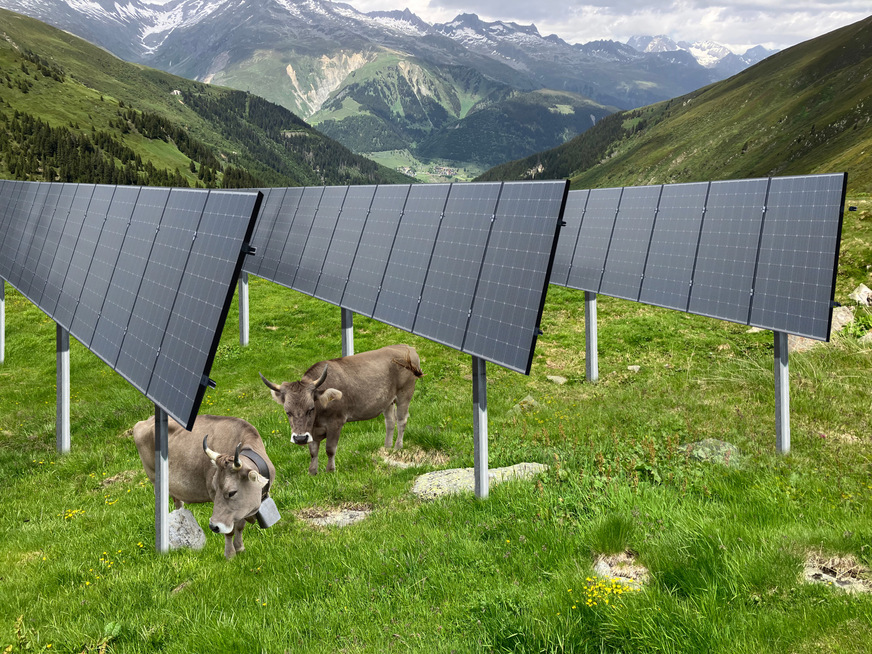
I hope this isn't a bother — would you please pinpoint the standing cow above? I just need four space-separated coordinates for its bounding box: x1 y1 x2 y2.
133 414 276 559
260 344 423 475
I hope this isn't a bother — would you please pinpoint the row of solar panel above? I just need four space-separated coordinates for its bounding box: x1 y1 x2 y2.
242 181 570 374
551 174 847 341
0 180 262 428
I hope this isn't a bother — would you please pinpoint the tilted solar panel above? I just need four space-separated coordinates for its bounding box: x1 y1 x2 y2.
549 189 588 287
565 187 622 292
294 185 347 296
274 186 324 288
243 187 286 278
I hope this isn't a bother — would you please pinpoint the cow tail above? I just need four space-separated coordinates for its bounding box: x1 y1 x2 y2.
393 350 424 377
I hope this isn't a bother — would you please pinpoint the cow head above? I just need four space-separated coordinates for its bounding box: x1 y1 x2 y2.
202 436 269 535
259 366 342 445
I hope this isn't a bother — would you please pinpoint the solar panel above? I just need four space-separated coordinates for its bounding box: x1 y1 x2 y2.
149 190 261 426
638 181 709 311
16 183 61 302
463 180 569 374
565 187 623 292
599 185 661 301
413 182 502 348
372 183 450 331
90 187 169 367
243 187 286 278
254 187 300 282
687 177 769 323
549 189 588 287
315 185 376 305
31 184 77 309
749 173 846 340
341 184 409 316
293 185 347 296
273 186 324 288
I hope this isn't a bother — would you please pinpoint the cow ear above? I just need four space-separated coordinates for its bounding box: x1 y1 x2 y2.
269 388 283 405
319 388 342 407
248 470 269 488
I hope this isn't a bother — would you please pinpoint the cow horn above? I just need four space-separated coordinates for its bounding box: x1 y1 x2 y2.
203 435 220 463
233 443 242 470
259 372 281 392
314 364 329 387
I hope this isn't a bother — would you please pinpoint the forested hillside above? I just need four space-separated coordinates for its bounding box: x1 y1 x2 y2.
0 9 410 188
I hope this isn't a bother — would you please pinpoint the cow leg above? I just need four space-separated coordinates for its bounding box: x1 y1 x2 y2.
394 388 414 450
325 431 340 473
171 496 184 510
308 439 320 475
233 521 245 555
223 533 236 560
384 402 397 448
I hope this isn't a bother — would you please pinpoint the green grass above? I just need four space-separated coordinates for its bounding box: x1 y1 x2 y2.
1 216 871 651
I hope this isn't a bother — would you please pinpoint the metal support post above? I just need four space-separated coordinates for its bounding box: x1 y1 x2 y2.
584 291 599 383
774 331 790 454
341 308 354 357
0 280 5 364
154 405 170 553
56 324 70 454
238 272 249 347
472 356 489 499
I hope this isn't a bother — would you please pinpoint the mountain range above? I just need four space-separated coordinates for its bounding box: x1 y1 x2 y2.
0 0 777 170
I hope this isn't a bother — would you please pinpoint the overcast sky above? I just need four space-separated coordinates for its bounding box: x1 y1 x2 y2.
346 0 870 52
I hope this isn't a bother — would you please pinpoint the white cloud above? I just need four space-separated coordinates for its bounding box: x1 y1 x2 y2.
346 1 871 51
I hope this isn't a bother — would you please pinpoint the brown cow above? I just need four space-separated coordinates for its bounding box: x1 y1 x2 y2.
133 414 276 559
260 344 423 475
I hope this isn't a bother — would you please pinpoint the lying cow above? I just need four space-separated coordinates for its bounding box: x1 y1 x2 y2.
133 414 277 559
260 344 423 475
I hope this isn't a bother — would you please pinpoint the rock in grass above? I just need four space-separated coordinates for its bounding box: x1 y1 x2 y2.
681 439 742 467
168 508 206 551
411 462 548 500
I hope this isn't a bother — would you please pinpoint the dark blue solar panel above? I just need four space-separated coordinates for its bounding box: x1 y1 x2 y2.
372 183 449 331
315 185 376 305
749 173 846 340
413 182 500 348
688 177 769 323
342 184 410 316
639 181 709 311
30 184 77 308
565 187 623 292
293 186 347 296
243 187 286 278
16 183 61 302
599 185 661 301
550 189 588 287
463 180 568 373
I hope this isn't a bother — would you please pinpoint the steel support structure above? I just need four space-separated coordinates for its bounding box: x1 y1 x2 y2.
56 325 70 454
774 331 790 454
0 280 5 364
472 356 489 499
238 272 249 347
154 405 170 553
341 308 354 357
585 291 599 383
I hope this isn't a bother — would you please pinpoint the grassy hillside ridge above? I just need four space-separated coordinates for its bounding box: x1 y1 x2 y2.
0 9 410 187
477 15 872 195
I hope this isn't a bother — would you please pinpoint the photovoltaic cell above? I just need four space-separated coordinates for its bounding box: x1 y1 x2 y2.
688 177 769 323
565 187 622 292
315 185 376 305
639 181 708 311
549 189 588 287
243 187 285 278
463 180 568 374
16 183 61 302
31 184 77 309
749 173 846 340
373 183 449 331
342 184 409 316
414 182 501 348
293 185 347 296
599 185 662 301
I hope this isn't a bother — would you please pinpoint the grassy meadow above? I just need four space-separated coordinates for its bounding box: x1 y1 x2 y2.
1 200 871 653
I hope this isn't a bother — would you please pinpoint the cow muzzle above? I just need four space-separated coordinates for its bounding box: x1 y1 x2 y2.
209 520 232 535
292 432 313 445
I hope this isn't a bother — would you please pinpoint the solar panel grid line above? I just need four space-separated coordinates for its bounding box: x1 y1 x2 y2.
371 183 450 331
